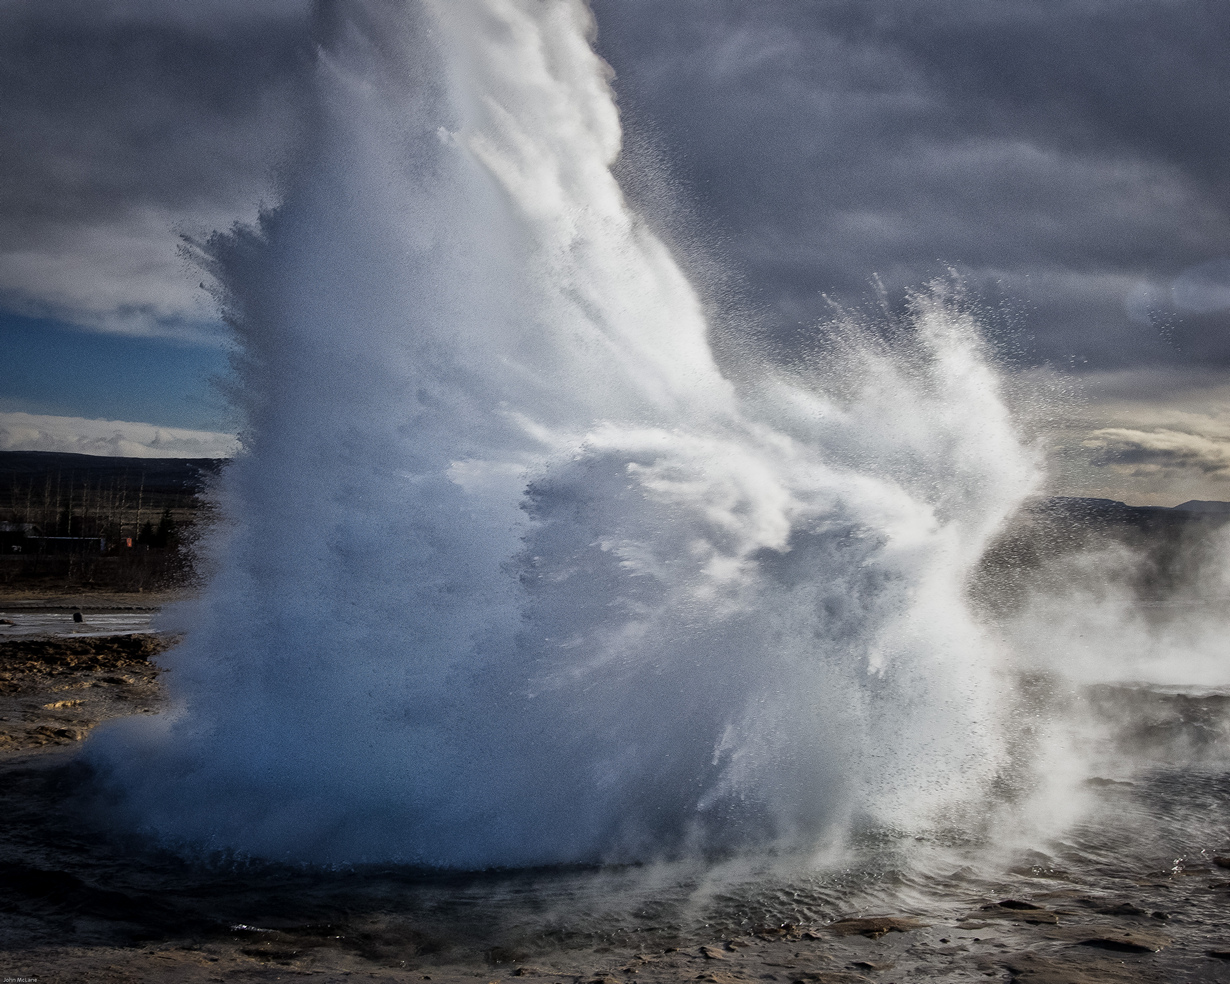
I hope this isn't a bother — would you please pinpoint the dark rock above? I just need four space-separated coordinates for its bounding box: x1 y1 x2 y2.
1095 903 1148 917
753 922 797 938
1045 925 1169 952
240 946 299 963
979 904 1060 925
1002 952 1152 983
487 945 531 964
29 725 86 742
1076 931 1167 953
1175 500 1230 514
826 916 926 939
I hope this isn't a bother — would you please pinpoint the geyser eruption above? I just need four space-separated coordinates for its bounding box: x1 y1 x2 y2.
92 0 1039 867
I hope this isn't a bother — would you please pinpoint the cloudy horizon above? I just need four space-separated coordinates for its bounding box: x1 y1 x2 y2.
2 0 1228 504
0 409 238 459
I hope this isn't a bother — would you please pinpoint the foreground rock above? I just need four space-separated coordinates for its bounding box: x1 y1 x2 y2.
826 916 928 939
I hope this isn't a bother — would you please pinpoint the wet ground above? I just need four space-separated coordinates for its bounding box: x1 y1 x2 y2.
1 619 1230 983
0 601 160 639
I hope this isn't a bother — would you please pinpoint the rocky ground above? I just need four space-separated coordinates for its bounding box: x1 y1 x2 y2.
0 633 166 752
2 896 1228 983
1 628 1229 983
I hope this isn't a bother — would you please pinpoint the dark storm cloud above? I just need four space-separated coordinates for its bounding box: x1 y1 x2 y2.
0 0 311 330
1 0 1225 493
0 9 306 227
2 0 1227 367
887 1 1230 196
592 0 1230 371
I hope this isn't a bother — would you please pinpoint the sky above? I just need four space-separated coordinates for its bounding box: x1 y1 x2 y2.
1 0 1228 503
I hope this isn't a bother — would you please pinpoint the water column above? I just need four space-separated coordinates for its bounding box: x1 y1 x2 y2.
90 0 1038 868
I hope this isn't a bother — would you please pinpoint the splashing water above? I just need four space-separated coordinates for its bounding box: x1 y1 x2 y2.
90 0 1040 868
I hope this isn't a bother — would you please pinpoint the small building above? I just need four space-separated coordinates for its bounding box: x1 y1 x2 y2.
0 522 40 553
27 535 107 555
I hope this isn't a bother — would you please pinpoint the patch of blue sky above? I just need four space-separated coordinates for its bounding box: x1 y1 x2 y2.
0 310 234 432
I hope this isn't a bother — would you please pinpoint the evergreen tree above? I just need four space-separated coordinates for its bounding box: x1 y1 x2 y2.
155 508 176 548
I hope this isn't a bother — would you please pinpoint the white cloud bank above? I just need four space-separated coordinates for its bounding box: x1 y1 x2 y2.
1084 426 1230 479
0 411 237 458
0 208 226 338
1037 370 1230 504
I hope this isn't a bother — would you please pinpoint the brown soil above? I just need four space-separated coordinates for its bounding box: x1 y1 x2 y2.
0 586 191 605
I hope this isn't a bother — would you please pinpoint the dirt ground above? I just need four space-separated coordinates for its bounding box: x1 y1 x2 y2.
2 887 1225 984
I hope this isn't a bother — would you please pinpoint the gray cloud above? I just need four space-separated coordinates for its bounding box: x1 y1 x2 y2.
1086 427 1230 478
1172 259 1230 315
593 0 1230 371
0 1 310 332
0 410 236 458
2 0 1226 373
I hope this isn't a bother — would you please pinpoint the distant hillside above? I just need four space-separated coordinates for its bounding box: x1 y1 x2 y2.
0 450 222 523
0 451 222 498
1028 499 1230 531
972 494 1230 615
1174 499 1230 515
0 451 224 594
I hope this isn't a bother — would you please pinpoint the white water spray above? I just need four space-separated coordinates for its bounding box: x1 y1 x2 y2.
91 0 1040 867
